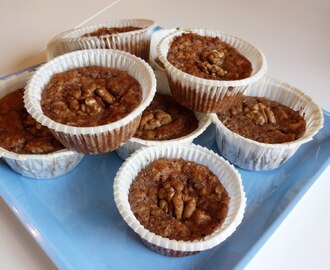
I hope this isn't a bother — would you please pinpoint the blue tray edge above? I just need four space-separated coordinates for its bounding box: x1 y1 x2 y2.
0 188 71 270
235 109 330 269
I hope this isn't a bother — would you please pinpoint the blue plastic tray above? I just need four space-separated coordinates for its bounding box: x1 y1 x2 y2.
0 67 329 269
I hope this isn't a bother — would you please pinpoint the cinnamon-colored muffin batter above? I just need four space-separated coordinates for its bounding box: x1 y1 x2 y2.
134 94 198 140
167 33 252 80
218 96 306 143
83 26 142 37
129 158 229 241
41 66 142 127
0 89 63 154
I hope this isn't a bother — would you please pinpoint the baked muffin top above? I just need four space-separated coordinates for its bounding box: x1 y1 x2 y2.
41 66 142 127
0 89 64 154
217 96 306 143
134 93 199 140
129 158 229 241
167 33 252 81
82 26 142 37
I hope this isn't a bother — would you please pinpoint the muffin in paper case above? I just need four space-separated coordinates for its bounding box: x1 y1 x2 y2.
157 29 267 113
114 144 246 256
47 19 156 61
211 77 324 171
24 49 157 154
116 70 213 159
0 71 84 179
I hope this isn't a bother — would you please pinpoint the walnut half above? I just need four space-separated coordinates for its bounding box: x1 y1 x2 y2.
66 81 116 116
157 179 197 220
196 49 227 78
139 109 172 131
244 102 276 125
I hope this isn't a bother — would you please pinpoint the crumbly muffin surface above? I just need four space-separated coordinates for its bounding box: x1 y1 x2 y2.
129 158 229 241
134 94 198 140
0 89 64 154
218 96 306 143
167 33 252 80
41 66 142 127
82 26 142 37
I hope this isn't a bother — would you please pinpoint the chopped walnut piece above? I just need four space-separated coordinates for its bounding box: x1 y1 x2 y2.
196 49 227 78
172 192 184 219
183 198 196 219
140 110 172 131
244 102 277 126
95 88 115 104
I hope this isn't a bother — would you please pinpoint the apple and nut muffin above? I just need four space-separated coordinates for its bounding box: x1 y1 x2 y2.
129 158 229 241
167 33 252 81
134 93 199 140
0 89 64 154
218 96 306 143
41 66 142 127
82 26 142 37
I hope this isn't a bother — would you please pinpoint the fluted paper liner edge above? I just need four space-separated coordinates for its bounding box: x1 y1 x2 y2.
157 29 268 112
211 76 324 170
116 71 212 159
24 49 157 154
0 71 84 179
113 144 246 253
47 19 156 60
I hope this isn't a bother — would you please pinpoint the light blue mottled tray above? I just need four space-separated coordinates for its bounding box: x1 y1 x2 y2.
0 67 329 270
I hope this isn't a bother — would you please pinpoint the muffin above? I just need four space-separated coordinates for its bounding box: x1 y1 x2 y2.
40 66 142 127
0 88 64 154
116 79 212 159
217 96 306 144
24 49 156 154
114 144 246 256
134 93 198 140
0 71 84 179
129 158 230 242
211 77 324 170
157 29 267 112
47 19 156 61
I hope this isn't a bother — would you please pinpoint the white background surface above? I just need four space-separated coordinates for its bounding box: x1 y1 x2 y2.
0 0 329 269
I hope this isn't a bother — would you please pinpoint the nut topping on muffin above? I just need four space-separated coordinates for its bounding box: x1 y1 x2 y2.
134 94 198 140
196 49 227 78
167 33 252 80
41 66 142 127
218 96 306 143
82 26 142 37
0 89 64 154
129 158 230 241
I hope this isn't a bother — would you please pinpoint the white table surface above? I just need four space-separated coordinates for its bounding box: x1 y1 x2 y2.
0 0 329 269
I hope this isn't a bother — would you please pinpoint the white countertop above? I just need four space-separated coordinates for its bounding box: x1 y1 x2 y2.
0 0 329 269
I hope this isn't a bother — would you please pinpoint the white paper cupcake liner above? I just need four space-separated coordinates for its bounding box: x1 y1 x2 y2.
149 28 177 72
116 71 213 159
157 29 268 112
24 49 157 154
148 29 178 94
211 77 324 171
114 144 246 256
47 19 156 61
0 71 84 179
